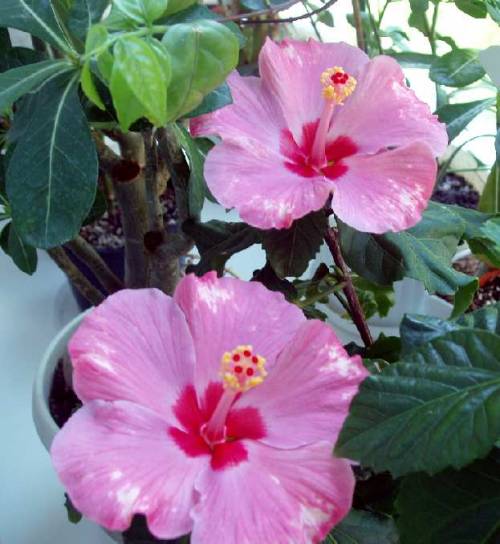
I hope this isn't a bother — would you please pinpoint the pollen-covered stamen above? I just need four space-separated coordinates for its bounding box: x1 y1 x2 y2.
311 66 357 166
222 345 267 392
200 345 267 448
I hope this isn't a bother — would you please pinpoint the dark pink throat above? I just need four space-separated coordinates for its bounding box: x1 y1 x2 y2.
169 383 266 471
280 120 357 180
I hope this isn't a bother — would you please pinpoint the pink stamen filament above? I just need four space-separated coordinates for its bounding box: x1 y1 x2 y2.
311 100 335 166
200 389 237 447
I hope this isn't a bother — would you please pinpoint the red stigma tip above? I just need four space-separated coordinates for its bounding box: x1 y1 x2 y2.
243 350 251 357
233 354 241 362
252 356 258 364
235 366 243 373
246 368 254 376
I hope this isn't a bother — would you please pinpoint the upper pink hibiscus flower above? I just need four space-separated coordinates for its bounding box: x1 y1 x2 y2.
191 38 448 233
51 273 368 543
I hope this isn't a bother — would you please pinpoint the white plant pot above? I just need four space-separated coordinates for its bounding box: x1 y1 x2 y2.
311 246 471 344
32 311 123 543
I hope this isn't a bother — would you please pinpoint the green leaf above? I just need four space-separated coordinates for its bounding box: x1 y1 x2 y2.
479 164 500 214
0 221 38 274
184 220 260 276
0 60 73 114
110 36 170 129
0 0 73 52
338 202 476 315
113 0 168 24
430 49 486 87
336 326 500 476
162 19 239 121
486 0 500 21
68 0 109 40
317 10 335 26
352 277 395 321
455 0 488 18
261 211 328 278
387 51 436 68
81 61 105 109
396 457 500 544
0 47 46 73
6 73 98 248
436 97 495 142
324 509 399 544
173 125 213 218
184 82 233 118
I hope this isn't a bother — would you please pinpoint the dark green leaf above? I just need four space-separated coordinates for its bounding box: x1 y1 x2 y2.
364 334 402 363
336 327 500 476
457 302 500 333
173 125 213 218
324 509 399 544
0 47 46 73
6 73 98 248
396 457 500 544
0 60 73 114
436 98 495 142
338 202 476 315
455 0 488 18
387 51 435 68
184 82 233 118
64 493 82 524
486 0 500 21
317 10 334 26
184 220 260 276
352 277 395 320
2 220 38 274
261 211 328 278
0 28 11 51
0 0 73 52
408 11 428 35
68 0 109 40
162 19 239 121
430 49 485 87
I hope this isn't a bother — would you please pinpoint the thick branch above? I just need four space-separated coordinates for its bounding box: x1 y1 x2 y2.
324 226 373 347
142 128 164 232
65 236 123 294
47 247 104 307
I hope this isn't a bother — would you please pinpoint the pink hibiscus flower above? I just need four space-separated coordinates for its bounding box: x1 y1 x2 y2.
191 39 448 233
51 273 368 543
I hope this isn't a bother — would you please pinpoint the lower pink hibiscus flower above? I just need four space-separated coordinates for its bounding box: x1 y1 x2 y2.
191 38 448 233
51 273 368 543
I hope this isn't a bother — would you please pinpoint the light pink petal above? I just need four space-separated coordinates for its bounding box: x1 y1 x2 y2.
332 142 437 233
190 71 285 151
203 140 332 229
174 273 305 394
69 289 195 419
191 441 355 544
51 400 207 538
259 38 369 139
238 320 368 448
330 55 448 156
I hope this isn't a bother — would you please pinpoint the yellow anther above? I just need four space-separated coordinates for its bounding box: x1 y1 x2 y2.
220 345 267 393
320 66 357 105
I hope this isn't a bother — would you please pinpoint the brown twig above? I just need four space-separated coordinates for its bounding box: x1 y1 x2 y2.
47 247 105 307
223 0 338 25
351 0 366 52
65 236 123 294
324 226 373 347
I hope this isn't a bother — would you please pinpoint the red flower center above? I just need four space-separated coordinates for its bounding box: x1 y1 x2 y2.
169 383 266 471
280 120 358 180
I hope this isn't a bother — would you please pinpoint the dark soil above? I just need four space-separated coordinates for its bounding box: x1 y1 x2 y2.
472 275 500 310
81 186 178 250
432 173 479 209
453 254 484 277
452 256 500 310
49 358 82 428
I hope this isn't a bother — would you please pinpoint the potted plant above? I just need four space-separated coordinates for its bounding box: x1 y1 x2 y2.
1 0 500 543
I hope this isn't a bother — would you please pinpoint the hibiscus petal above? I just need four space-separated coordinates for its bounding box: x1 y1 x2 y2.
191 441 354 544
190 70 285 151
259 38 369 139
203 140 333 229
332 142 438 233
51 400 206 538
238 320 368 449
174 273 305 394
69 289 196 419
330 55 448 156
